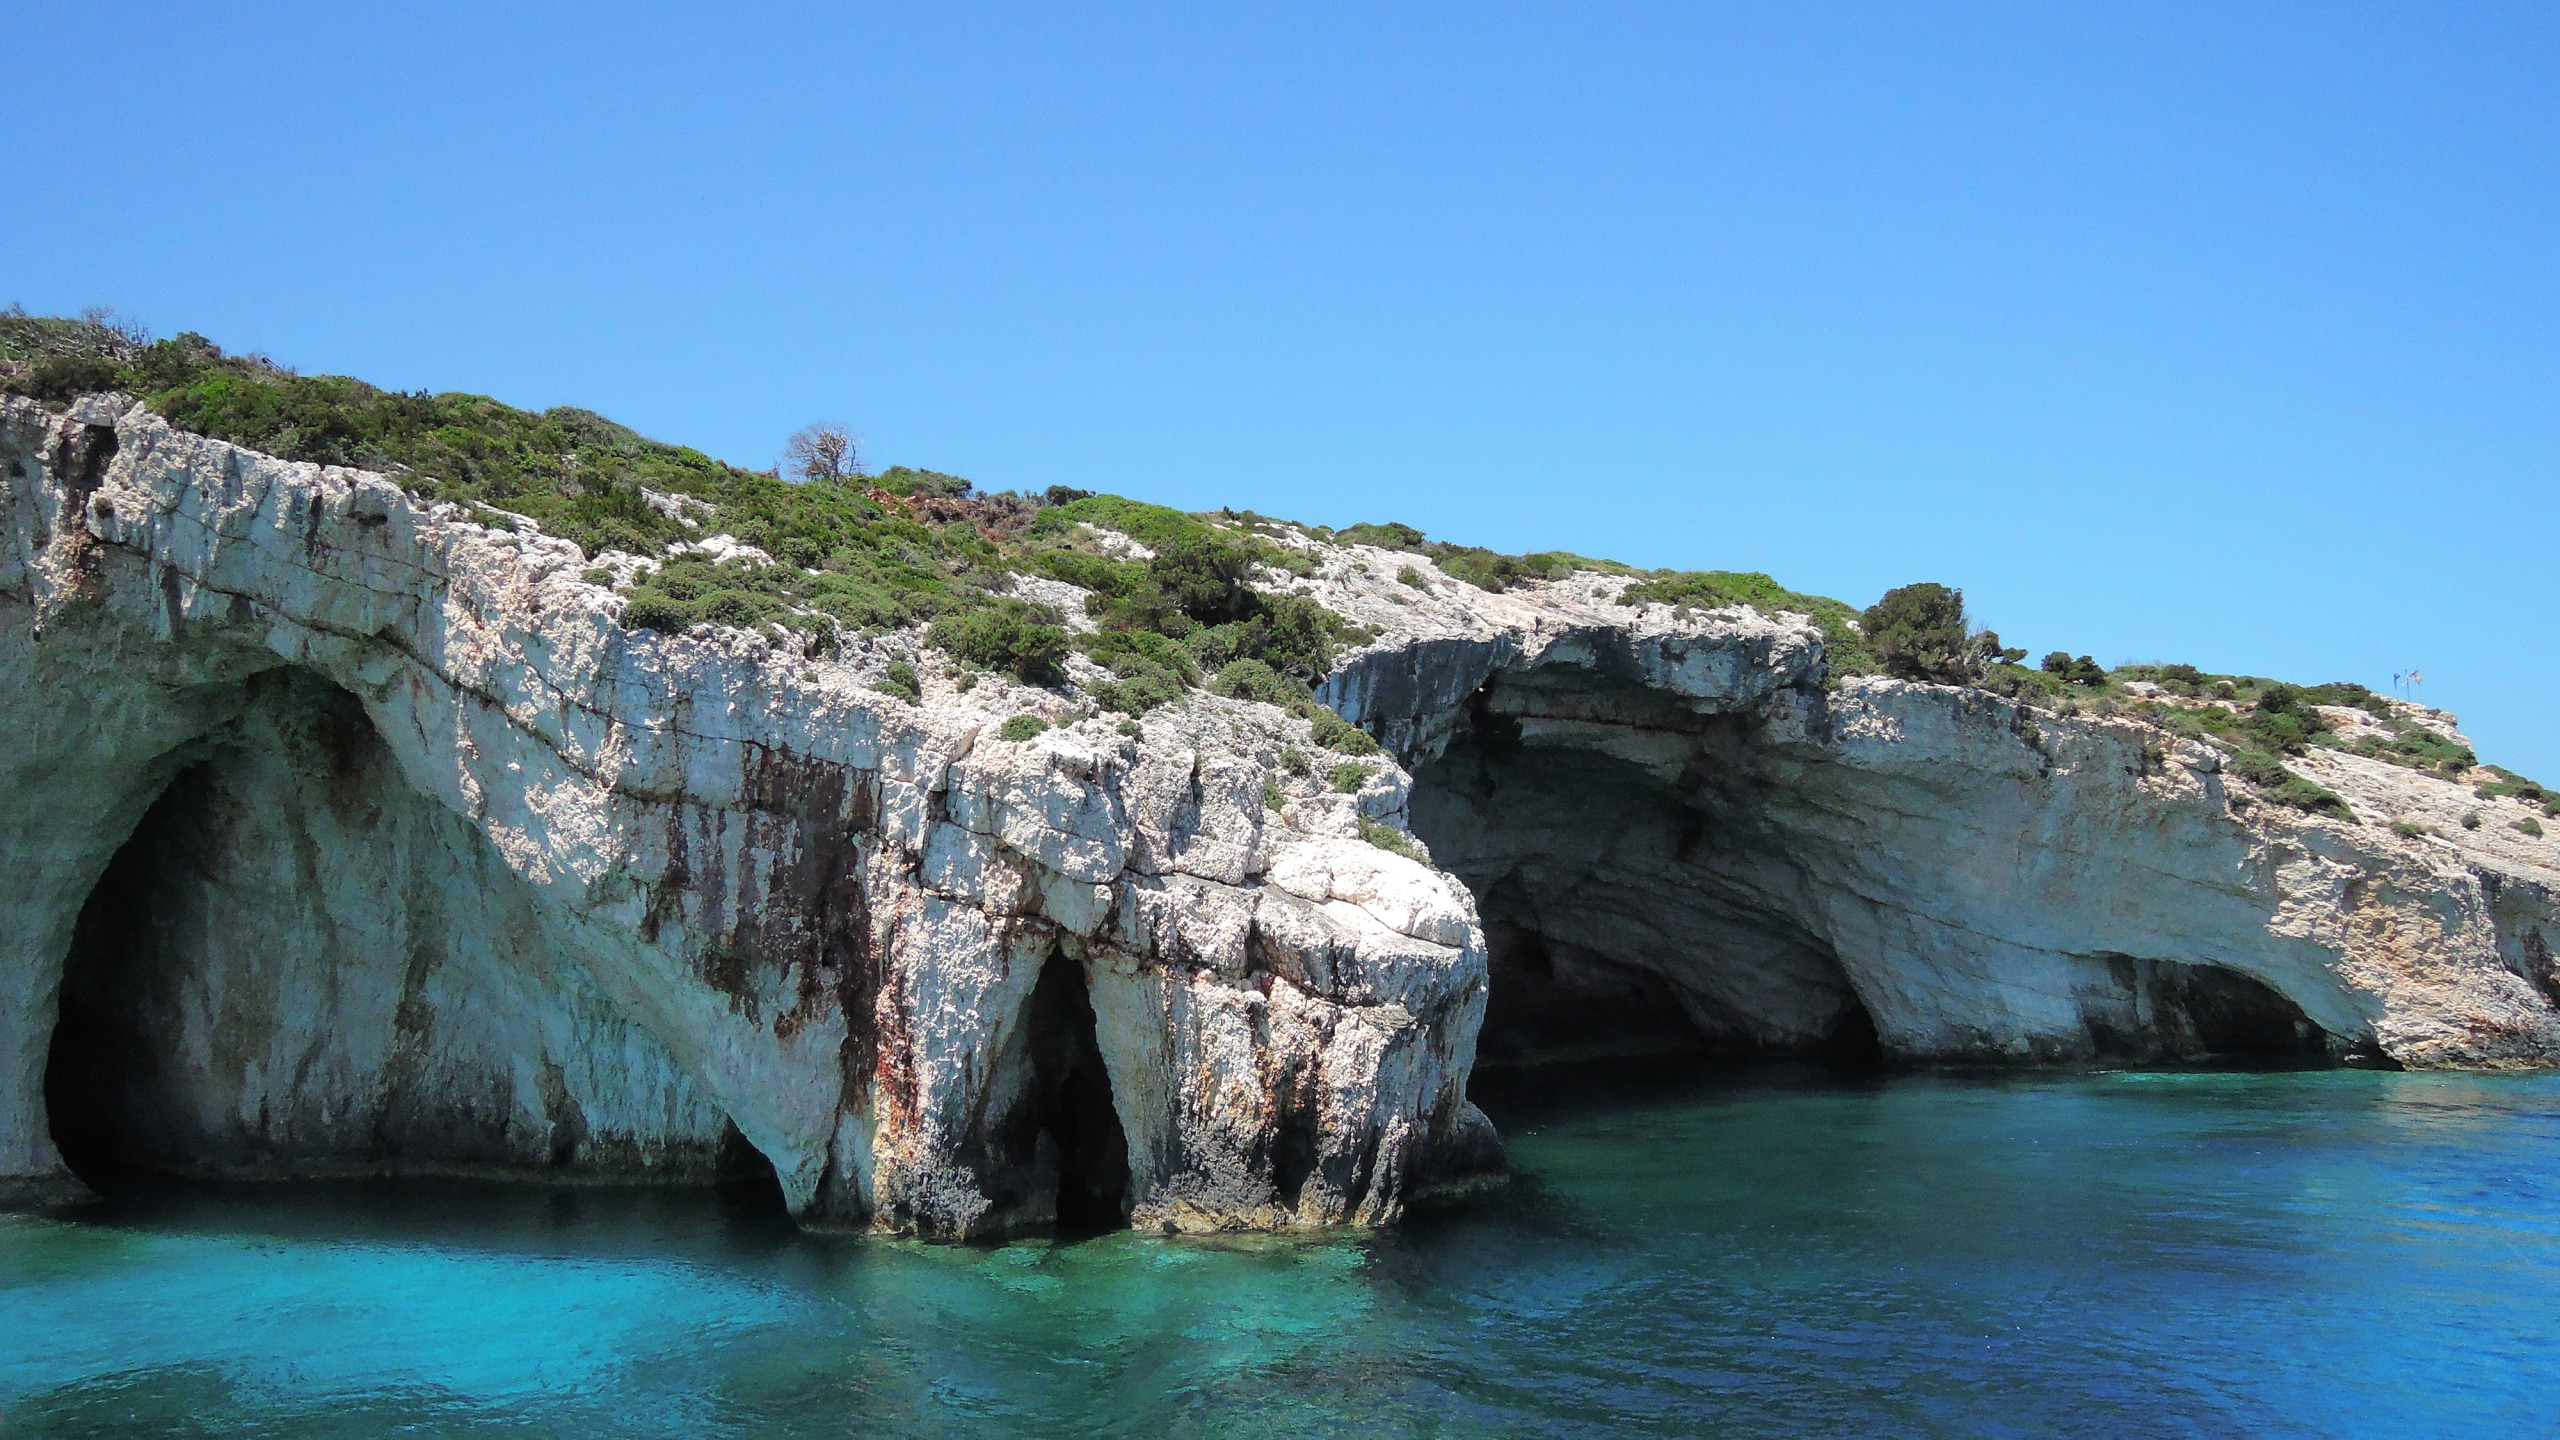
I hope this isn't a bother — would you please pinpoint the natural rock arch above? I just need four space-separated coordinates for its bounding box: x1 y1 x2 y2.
1409 676 1880 1069
10 390 2560 1232
43 668 740 1191
1331 625 2506 1072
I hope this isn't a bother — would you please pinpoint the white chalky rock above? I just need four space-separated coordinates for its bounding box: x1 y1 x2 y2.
4 392 2556 1237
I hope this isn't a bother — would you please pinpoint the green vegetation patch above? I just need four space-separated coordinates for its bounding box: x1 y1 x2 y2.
2476 767 2554 806
1359 820 1425 862
14 311 2480 804
2228 749 2356 822
1332 519 1627 596
1 310 1403 736
1620 570 1876 674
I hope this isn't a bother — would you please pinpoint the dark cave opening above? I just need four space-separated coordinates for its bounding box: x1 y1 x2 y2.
712 1124 795 1224
2086 957 2341 1067
44 762 201 1193
44 667 816 1203
1408 670 2346 1087
1408 673 1882 1077
1014 952 1133 1239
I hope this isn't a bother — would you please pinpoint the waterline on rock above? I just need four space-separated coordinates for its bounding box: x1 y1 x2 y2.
6 1068 2558 1437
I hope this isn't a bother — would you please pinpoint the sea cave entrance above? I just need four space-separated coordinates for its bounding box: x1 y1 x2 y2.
42 668 787 1200
2087 956 2338 1067
42 762 189 1191
990 952 1133 1240
41 669 499 1191
1401 671 2339 1081
1406 673 1882 1076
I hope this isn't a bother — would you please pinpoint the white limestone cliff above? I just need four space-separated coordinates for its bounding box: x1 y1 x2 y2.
5 392 2557 1232
1308 543 2560 1072
0 397 1490 1229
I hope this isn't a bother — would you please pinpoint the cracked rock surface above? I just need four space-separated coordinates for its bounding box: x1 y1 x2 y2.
0 398 1488 1230
6 394 2557 1231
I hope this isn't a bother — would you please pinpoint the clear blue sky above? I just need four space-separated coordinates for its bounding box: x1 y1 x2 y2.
10 3 2554 776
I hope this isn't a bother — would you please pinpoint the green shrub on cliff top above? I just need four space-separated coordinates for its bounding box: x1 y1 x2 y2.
2228 749 2355 821
927 601 1072 683
1860 584 1975 685
1360 820 1425 861
14 310 2447 786
1618 569 1875 673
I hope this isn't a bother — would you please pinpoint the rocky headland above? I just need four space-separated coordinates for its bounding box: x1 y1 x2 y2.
5 339 2556 1238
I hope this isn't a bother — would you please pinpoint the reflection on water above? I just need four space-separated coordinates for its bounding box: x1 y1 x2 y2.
7 1066 2559 1438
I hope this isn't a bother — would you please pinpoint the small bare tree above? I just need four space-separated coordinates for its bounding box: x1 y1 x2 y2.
784 422 861 481
77 305 151 359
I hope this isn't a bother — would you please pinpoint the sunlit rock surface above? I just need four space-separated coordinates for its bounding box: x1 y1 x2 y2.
1308 550 2560 1072
5 393 2557 1231
0 398 1488 1230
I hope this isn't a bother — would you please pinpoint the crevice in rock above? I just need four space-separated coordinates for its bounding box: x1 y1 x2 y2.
1270 1105 1320 1214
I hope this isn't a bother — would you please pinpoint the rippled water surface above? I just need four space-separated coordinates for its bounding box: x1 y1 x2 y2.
7 1066 2558 1437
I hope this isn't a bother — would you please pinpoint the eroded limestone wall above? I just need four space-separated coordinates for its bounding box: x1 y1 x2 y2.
48 669 735 1182
1399 651 2560 1070
0 396 1496 1232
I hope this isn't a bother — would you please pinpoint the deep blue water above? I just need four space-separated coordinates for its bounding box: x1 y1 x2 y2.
6 1065 2559 1437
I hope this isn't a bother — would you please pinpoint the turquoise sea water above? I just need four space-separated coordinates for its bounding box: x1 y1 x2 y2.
6 1065 2558 1438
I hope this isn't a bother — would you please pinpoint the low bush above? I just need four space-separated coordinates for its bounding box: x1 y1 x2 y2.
927 601 1070 683
2519 817 2546 838
1330 762 1370 793
1197 658 1381 752
2476 767 2553 805
998 714 1049 742
872 662 921 702
622 593 698 632
1359 820 1424 861
1210 658 1298 706
1261 779 1288 812
2230 749 2355 820
1309 709 1380 755
1079 629 1198 716
2041 652 2107 687
1337 521 1428 550
6 353 123 400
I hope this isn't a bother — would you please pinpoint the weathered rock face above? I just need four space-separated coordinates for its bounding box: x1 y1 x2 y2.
7 392 2558 1231
47 668 738 1185
0 397 1492 1229
1302 560 2560 1072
